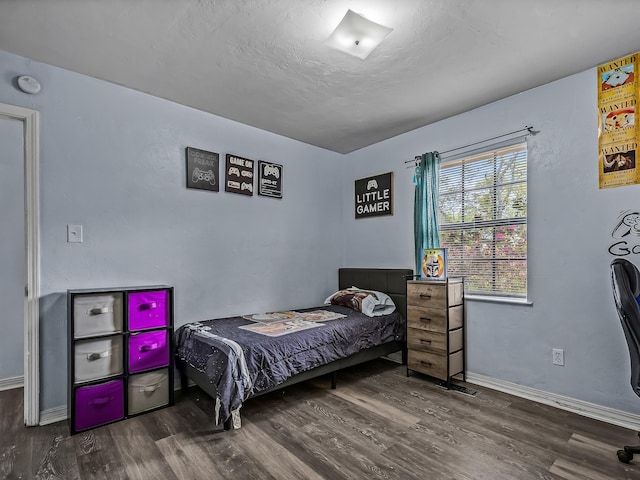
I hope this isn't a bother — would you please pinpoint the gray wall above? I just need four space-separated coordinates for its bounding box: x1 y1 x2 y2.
342 67 640 414
0 50 343 410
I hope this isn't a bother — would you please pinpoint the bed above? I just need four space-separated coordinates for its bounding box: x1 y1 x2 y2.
174 267 413 429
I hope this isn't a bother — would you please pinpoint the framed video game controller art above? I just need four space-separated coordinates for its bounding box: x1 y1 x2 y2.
186 147 219 192
258 161 283 198
354 171 393 219
225 154 255 196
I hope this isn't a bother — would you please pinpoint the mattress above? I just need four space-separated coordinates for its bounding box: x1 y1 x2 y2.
174 304 405 424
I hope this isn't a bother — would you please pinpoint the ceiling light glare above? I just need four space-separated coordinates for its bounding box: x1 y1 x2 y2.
325 9 393 60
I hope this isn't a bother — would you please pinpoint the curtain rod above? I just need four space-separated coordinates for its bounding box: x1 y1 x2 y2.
404 125 535 164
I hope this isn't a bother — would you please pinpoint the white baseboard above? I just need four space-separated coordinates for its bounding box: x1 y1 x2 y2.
0 375 24 392
39 405 68 426
466 372 640 432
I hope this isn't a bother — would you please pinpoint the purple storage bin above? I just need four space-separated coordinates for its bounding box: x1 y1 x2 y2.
128 330 169 373
128 290 168 331
74 379 124 431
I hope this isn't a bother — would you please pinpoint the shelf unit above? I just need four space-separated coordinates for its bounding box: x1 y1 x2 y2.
406 278 465 387
67 285 174 434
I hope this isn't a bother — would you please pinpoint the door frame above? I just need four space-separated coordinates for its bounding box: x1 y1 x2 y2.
1 102 40 426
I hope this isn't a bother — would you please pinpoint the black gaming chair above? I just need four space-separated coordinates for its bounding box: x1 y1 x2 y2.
610 258 640 463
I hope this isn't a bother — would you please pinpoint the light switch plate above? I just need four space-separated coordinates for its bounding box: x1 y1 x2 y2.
67 224 83 243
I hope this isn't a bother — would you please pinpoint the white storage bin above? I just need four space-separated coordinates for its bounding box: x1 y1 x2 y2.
73 293 123 338
127 369 169 415
74 336 123 382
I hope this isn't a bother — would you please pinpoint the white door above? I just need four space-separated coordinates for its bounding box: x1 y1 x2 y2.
0 114 25 386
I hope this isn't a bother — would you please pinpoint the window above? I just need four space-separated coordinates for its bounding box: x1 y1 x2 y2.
438 143 527 297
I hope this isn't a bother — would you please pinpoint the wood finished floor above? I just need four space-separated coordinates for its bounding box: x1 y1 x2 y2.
2 359 640 479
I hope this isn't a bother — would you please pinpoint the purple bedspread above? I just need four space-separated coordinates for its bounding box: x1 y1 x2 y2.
174 304 405 424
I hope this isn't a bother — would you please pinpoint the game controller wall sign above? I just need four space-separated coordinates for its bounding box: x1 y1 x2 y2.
225 154 254 196
258 161 283 198
186 147 219 192
354 172 393 219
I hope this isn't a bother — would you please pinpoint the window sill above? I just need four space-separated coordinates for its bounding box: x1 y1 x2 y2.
465 294 533 306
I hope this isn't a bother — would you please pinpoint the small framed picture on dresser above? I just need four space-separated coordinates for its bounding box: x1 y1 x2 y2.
421 248 447 280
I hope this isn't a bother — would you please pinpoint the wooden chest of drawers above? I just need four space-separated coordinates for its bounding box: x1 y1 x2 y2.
406 278 465 385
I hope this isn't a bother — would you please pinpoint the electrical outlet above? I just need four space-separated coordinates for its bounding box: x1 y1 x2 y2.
552 348 564 366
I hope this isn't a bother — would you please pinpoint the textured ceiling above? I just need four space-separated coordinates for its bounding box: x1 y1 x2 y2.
0 0 639 153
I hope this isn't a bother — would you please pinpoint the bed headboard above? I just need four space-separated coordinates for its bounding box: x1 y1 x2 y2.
338 268 413 320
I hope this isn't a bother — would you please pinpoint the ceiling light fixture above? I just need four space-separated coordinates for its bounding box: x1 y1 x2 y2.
325 10 393 60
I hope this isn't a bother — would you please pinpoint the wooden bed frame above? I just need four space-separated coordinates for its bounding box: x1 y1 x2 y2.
176 267 413 429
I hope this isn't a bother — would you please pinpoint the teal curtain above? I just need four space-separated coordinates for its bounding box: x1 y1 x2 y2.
414 152 441 275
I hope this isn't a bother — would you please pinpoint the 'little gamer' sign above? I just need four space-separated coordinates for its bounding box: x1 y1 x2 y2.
355 172 393 219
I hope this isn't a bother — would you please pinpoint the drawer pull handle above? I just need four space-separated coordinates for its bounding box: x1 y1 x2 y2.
420 339 432 345
419 294 431 299
90 396 111 406
87 350 111 361
139 342 160 352
420 360 433 367
420 317 431 322
139 302 158 311
89 307 111 315
140 384 161 393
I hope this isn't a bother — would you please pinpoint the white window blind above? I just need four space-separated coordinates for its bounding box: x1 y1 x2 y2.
438 142 527 297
